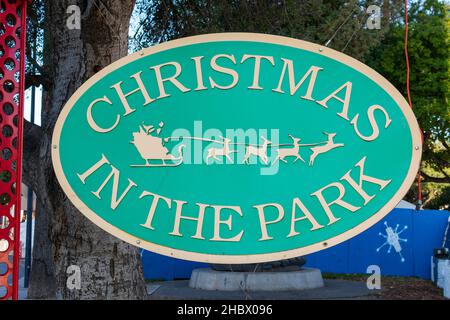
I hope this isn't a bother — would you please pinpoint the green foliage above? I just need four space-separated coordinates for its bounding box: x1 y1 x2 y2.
427 185 450 208
370 0 449 142
368 0 449 209
25 0 448 209
132 0 449 209
131 0 390 61
26 0 45 74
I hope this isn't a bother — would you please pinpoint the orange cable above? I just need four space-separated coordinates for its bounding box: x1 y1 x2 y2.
404 0 422 203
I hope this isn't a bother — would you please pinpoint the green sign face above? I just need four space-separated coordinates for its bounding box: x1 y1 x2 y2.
52 33 421 263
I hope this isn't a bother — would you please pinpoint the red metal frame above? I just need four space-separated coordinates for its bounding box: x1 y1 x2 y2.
0 0 27 300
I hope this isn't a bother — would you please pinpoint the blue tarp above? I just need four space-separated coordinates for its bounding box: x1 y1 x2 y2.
141 208 450 280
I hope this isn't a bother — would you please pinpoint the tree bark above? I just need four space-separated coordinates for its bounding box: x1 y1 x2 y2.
26 0 147 299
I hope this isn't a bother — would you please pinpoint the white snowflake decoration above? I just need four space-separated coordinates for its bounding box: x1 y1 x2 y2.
376 221 408 262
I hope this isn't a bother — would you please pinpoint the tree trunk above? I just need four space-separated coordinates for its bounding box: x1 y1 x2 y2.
26 0 147 299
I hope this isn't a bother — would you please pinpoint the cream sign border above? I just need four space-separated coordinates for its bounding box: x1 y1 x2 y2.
52 33 422 263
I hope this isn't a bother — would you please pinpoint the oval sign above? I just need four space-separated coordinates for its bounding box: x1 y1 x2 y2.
52 33 421 263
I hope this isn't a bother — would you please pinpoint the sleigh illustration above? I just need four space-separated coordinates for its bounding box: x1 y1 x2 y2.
130 124 184 167
129 121 344 168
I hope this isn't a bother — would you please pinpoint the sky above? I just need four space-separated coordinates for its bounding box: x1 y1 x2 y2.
24 86 42 126
23 3 144 127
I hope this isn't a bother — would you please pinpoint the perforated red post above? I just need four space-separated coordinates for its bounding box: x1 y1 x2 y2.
0 0 27 300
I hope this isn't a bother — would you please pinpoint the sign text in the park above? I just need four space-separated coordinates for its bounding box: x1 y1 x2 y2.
52 33 422 263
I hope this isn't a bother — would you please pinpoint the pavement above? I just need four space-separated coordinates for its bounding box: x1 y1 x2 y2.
147 279 379 300
16 259 378 300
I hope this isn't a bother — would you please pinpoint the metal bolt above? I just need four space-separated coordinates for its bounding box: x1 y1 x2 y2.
139 51 144 56
319 47 324 52
52 145 57 149
415 146 420 150
136 240 141 244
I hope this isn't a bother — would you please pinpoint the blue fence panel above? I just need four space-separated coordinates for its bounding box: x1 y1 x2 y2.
305 209 416 275
347 221 382 274
173 259 208 279
141 250 208 280
307 241 349 274
141 209 450 280
142 251 175 280
304 209 449 279
412 210 450 279
377 209 414 277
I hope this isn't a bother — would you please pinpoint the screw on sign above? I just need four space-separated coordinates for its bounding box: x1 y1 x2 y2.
0 0 27 300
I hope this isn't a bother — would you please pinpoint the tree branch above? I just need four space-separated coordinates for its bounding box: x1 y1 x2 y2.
26 52 45 75
420 170 450 184
25 74 52 91
438 168 450 180
441 137 450 151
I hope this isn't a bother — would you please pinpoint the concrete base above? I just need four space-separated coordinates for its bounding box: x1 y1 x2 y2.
189 267 324 291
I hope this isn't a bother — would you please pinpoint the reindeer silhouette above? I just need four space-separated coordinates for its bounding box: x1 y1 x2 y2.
309 132 344 166
242 136 272 165
206 137 235 163
273 134 305 164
